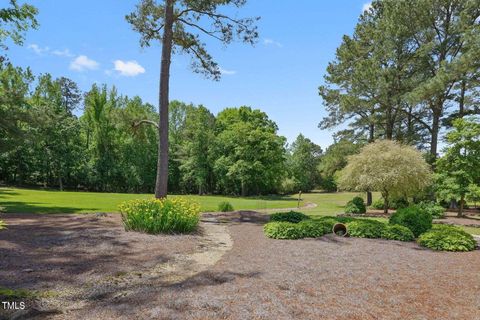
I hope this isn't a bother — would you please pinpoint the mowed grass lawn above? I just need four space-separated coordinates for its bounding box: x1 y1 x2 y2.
0 187 301 214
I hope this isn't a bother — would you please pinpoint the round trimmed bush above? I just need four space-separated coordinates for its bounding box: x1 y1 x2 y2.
218 201 234 212
263 222 304 239
269 211 310 223
371 198 385 210
389 205 432 237
347 219 386 238
381 224 415 241
119 198 200 234
297 220 332 238
418 224 476 251
344 196 366 214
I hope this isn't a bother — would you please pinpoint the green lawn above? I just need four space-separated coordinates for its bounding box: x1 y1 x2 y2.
0 187 301 214
297 191 381 216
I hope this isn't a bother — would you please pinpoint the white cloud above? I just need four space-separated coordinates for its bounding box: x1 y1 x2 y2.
69 55 99 72
52 49 74 58
263 38 283 48
28 44 50 55
113 60 145 77
362 2 372 12
219 67 236 75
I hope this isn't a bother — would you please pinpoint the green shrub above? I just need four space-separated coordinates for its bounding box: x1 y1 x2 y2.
418 224 476 251
389 205 432 237
390 197 409 209
263 222 304 239
119 198 200 234
344 196 366 214
0 220 5 230
217 201 234 212
371 197 409 210
269 211 310 223
416 201 445 219
381 224 415 241
347 219 386 238
297 220 333 238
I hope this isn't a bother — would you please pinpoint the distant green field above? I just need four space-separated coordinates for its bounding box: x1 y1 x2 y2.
0 187 301 214
298 191 381 216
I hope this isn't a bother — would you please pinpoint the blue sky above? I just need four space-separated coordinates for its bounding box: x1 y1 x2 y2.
7 0 371 149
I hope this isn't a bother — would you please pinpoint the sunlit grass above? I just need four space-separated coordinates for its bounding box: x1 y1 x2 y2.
0 187 300 214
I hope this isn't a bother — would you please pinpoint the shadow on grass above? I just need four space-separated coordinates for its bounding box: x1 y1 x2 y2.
0 202 98 214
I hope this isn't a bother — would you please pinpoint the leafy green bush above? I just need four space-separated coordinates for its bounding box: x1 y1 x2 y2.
217 201 234 212
371 197 409 210
269 211 310 223
344 196 366 214
416 201 445 219
263 222 304 239
389 205 432 237
418 224 476 251
347 219 386 238
381 224 415 241
297 220 333 238
119 198 200 234
371 199 385 210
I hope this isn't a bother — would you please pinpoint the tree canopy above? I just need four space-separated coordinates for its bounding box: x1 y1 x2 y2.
338 140 432 213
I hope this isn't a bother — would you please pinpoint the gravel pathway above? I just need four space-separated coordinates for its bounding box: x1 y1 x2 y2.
1 212 479 320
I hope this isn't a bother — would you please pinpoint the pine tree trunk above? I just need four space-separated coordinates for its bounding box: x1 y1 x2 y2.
155 0 174 199
459 79 466 118
430 109 440 164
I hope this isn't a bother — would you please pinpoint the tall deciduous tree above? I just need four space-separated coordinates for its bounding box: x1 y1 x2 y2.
436 117 480 216
287 134 322 192
338 140 432 213
0 0 38 61
126 0 259 198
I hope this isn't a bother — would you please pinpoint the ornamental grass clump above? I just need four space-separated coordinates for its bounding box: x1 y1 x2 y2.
418 224 476 252
119 198 200 234
218 201 234 212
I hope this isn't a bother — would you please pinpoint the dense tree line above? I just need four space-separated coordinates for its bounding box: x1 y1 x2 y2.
0 63 326 195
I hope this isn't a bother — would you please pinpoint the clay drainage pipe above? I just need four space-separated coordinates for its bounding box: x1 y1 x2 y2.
332 223 348 237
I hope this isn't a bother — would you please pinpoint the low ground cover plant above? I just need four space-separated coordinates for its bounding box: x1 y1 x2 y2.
347 219 386 238
218 201 234 212
344 196 366 214
381 224 415 241
297 220 333 238
269 211 310 223
120 198 200 234
418 224 476 251
263 221 304 239
389 205 432 237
